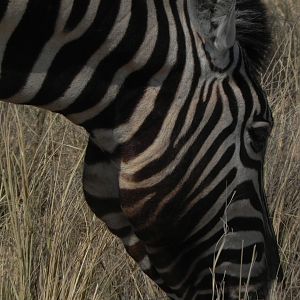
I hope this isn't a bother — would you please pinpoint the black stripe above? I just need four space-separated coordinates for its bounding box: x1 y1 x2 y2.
109 225 132 239
161 0 201 146
133 80 211 181
179 241 265 291
134 168 237 244
83 0 171 132
244 60 270 121
118 0 187 161
64 0 91 32
222 76 239 120
232 64 261 170
176 79 215 146
148 185 263 270
122 0 202 179
142 169 238 289
29 0 121 106
235 180 282 280
184 186 260 250
152 227 265 286
84 138 113 165
57 0 148 115
0 0 8 22
142 145 236 266
0 0 60 99
122 83 238 231
83 192 121 217
195 262 266 292
120 87 223 208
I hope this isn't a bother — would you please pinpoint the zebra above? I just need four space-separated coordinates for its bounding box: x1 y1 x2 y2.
0 0 283 299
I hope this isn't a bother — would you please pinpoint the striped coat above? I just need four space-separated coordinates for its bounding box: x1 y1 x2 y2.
0 1 282 299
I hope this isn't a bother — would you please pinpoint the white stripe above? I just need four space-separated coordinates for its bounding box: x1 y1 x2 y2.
11 0 102 104
118 80 215 190
117 0 178 169
68 0 159 124
155 200 264 274
43 0 131 112
122 233 140 247
138 255 151 271
0 0 28 75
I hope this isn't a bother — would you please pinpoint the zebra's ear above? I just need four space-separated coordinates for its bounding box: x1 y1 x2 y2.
188 0 237 68
213 1 236 52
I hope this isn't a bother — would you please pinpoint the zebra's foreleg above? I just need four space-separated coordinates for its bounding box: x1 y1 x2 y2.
82 138 164 286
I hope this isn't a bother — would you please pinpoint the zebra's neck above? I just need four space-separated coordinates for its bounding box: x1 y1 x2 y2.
0 0 240 129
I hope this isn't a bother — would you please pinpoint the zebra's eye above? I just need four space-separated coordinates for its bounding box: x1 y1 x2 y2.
248 121 272 153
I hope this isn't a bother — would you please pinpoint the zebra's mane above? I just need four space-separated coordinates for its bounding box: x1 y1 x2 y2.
235 0 271 73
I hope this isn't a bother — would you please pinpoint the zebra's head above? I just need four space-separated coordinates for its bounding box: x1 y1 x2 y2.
183 0 283 298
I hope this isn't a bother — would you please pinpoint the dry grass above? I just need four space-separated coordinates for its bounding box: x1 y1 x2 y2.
0 106 166 300
263 0 300 299
0 1 299 299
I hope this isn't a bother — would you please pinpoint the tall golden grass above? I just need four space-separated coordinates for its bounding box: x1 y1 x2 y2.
0 1 299 299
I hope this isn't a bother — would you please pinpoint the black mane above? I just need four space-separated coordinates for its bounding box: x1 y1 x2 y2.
236 0 272 73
